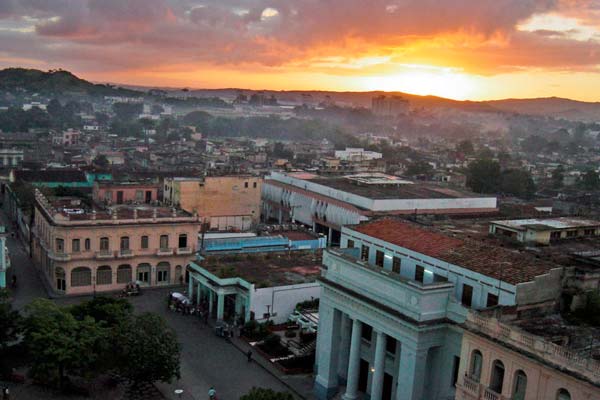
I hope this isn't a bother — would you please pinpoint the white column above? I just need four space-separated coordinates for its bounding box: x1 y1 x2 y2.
208 290 214 317
396 345 428 400
371 331 387 400
217 293 225 320
187 275 193 294
337 313 352 383
196 283 201 304
343 319 363 400
314 302 341 399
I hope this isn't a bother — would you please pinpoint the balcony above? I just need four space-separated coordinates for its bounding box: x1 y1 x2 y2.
176 247 192 255
157 248 174 256
118 249 133 258
95 250 115 260
49 251 71 261
483 388 504 400
461 375 481 397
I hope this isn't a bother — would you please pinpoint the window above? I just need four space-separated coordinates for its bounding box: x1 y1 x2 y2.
135 190 143 202
55 267 66 291
556 389 571 400
462 284 473 307
253 182 257 188
550 231 561 240
489 360 505 394
141 235 149 249
584 228 595 236
415 265 425 283
566 230 577 238
487 293 499 307
96 265 112 285
244 182 249 188
361 245 369 261
55 238 64 253
375 250 385 267
72 239 80 253
452 356 460 387
71 267 92 287
347 239 355 249
100 237 110 251
160 235 169 249
104 190 112 202
386 337 396 354
512 370 527 400
137 263 151 284
120 236 130 251
157 262 170 283
361 323 372 342
178 234 188 248
117 265 132 284
392 257 401 274
470 350 483 382
84 238 91 251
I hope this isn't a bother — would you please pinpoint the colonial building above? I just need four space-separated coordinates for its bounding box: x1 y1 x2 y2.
490 217 600 245
164 175 262 231
314 219 563 400
31 190 201 295
262 172 497 245
93 181 160 205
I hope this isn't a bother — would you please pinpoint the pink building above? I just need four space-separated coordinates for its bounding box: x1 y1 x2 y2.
31 190 201 295
93 181 160 205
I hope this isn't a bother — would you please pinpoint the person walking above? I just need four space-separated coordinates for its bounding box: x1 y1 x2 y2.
208 387 217 400
246 349 253 363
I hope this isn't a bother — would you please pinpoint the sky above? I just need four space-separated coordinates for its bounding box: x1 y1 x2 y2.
1 0 600 101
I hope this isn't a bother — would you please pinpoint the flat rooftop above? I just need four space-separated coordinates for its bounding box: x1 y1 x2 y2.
351 219 558 285
201 250 322 287
492 217 600 231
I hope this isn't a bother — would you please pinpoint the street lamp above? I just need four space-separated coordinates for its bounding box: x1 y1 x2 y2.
174 389 184 399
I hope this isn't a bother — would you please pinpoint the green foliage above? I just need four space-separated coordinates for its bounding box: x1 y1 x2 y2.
0 107 51 132
23 299 110 387
405 160 433 178
466 159 501 193
456 139 474 155
243 320 271 341
113 102 143 121
217 266 238 279
580 170 600 190
240 387 294 400
295 298 319 311
69 296 132 328
93 154 110 169
552 165 565 189
0 289 21 351
114 313 180 385
499 169 536 198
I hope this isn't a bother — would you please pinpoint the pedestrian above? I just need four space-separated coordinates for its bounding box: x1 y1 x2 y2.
247 349 253 363
208 386 216 400
2 386 9 400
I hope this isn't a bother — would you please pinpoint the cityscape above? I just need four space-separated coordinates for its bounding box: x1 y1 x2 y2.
0 1 600 400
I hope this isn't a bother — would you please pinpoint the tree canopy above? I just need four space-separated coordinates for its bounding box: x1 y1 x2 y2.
0 289 20 352
240 387 294 400
466 159 501 194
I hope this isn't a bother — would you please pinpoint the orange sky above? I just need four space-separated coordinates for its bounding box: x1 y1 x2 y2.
1 1 600 101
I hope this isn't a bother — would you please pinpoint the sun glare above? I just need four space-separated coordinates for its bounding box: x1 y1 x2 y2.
360 67 476 100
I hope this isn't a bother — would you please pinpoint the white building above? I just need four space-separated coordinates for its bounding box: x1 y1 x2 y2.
335 148 383 162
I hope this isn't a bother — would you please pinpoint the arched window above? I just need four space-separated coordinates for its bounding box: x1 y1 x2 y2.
96 265 112 285
71 267 91 287
489 360 505 394
556 388 571 400
100 237 110 251
175 265 183 284
469 350 483 382
156 262 170 284
137 263 151 284
117 265 132 284
512 370 527 400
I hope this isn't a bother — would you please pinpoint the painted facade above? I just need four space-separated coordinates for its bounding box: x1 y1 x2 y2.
93 181 160 205
164 176 262 231
31 190 201 295
0 226 9 288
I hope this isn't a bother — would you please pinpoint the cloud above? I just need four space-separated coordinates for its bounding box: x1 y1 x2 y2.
0 0 599 79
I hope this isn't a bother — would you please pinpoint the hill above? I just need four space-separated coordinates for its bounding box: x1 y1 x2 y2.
485 97 600 122
0 68 140 97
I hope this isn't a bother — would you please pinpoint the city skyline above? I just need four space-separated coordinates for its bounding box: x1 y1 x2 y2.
1 1 600 101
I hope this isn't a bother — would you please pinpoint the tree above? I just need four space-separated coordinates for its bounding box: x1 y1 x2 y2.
500 169 536 198
552 165 565 189
93 154 109 169
405 160 433 178
466 159 501 193
240 388 294 400
580 170 600 190
23 299 109 388
456 139 474 155
0 289 21 351
69 296 132 328
115 313 180 386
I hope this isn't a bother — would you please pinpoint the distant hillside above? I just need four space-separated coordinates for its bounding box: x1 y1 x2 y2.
485 97 600 122
0 68 140 97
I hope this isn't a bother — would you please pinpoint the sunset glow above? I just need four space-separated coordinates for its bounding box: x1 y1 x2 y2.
1 1 600 101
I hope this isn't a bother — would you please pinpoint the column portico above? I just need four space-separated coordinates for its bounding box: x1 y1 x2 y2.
217 292 225 320
343 318 363 400
337 313 352 384
314 302 342 399
396 345 428 400
371 330 387 400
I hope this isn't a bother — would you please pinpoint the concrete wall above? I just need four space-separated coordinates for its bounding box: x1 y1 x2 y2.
252 282 321 324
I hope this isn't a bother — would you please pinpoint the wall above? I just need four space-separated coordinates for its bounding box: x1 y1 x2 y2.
93 184 159 204
252 282 321 324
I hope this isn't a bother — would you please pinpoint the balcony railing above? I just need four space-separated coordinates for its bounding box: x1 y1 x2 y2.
118 249 133 258
176 247 192 255
157 248 174 256
95 250 114 259
483 388 503 400
462 375 481 396
465 312 600 384
49 251 71 261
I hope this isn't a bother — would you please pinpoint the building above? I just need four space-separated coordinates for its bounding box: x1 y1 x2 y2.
31 190 201 295
262 172 498 245
371 95 409 117
93 181 160 205
52 129 81 147
314 219 563 400
0 226 9 288
490 217 600 245
0 149 24 168
334 148 383 162
164 175 262 231
455 310 600 400
186 250 322 323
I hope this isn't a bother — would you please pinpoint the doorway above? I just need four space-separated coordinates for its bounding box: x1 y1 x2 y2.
382 373 393 400
358 359 369 393
116 191 124 204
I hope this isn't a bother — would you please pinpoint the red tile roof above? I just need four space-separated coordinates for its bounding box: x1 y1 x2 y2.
350 219 558 285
